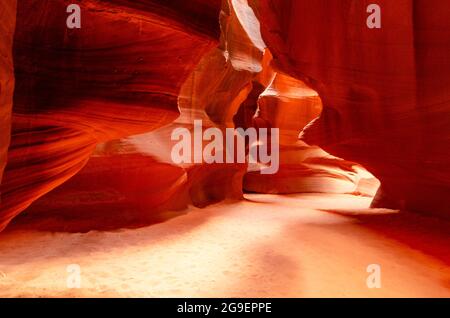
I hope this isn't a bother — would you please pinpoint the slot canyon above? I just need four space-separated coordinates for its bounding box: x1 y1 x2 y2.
0 0 449 297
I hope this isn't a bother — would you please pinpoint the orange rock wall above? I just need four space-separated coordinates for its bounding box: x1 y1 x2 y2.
0 1 16 185
254 0 450 217
1 0 449 232
0 0 221 231
0 0 270 231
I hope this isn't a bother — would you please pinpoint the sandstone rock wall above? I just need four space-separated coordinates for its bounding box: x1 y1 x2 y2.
0 0 221 231
0 1 16 185
2 0 447 232
254 0 450 217
0 0 268 231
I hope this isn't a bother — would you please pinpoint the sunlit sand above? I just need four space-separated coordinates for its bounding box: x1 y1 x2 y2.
0 193 448 298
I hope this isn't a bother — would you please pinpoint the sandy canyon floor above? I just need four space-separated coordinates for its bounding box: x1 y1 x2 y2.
0 193 449 298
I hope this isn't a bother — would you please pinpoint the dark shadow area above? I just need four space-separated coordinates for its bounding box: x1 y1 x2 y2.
322 209 450 266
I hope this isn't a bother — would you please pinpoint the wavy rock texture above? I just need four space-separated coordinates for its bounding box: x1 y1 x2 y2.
0 0 221 231
1 0 379 232
244 64 379 196
0 0 449 299
254 0 450 217
4 0 268 231
0 1 16 185
4 0 445 232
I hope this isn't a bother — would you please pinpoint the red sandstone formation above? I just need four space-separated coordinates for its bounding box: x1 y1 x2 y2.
0 1 16 186
245 66 379 196
254 0 450 217
14 0 278 232
0 0 449 232
0 0 221 231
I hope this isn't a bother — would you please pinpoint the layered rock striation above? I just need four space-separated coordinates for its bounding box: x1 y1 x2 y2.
254 0 450 217
1 0 448 231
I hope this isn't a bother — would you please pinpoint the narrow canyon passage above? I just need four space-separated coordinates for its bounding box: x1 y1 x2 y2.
0 193 448 298
1 0 450 300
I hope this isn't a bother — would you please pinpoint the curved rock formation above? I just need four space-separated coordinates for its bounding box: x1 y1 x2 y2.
2 0 447 232
254 0 450 217
244 59 379 196
0 0 221 231
2 0 268 231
